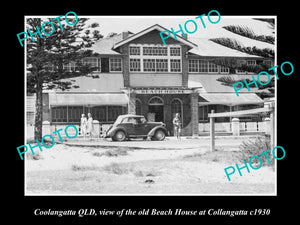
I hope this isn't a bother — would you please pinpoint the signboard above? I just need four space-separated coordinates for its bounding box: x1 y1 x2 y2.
133 89 193 94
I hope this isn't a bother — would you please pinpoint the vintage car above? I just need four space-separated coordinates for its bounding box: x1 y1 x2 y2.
104 114 168 141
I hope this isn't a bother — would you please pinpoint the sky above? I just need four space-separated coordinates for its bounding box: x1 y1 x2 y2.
85 16 275 49
24 15 275 50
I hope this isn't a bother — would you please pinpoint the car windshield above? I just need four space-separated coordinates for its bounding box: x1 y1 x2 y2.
114 116 124 125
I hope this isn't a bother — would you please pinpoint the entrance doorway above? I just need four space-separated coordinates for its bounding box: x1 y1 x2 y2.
148 105 164 122
148 96 164 122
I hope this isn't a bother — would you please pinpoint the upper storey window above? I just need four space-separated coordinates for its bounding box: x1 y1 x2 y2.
188 59 229 74
143 46 168 56
129 46 140 55
129 44 182 73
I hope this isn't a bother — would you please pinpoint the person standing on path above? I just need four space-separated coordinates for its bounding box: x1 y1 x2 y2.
173 113 182 140
86 113 94 140
80 114 87 140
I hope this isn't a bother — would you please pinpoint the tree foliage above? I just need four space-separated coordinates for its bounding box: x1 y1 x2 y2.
27 17 103 93
210 19 275 99
26 17 103 140
223 25 275 44
210 37 274 59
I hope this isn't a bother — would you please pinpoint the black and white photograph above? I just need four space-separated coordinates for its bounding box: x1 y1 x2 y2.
14 6 298 224
24 15 277 195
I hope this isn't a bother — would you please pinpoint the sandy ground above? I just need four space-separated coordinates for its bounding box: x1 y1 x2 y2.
25 138 276 195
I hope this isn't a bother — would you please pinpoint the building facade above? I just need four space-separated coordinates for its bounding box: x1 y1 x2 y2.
29 24 273 136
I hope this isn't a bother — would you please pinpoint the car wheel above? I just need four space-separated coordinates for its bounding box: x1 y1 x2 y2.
152 129 166 141
112 130 126 141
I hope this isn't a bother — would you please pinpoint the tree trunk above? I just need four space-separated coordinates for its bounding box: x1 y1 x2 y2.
34 75 43 141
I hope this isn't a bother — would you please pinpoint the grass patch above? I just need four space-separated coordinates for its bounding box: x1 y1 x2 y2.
183 136 274 168
92 148 129 157
183 150 244 164
103 163 129 175
133 170 159 177
102 162 161 177
71 164 99 171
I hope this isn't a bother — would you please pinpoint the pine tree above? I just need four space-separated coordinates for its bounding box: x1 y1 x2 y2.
209 19 275 99
26 17 103 141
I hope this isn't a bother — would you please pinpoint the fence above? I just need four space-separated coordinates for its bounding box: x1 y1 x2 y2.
208 106 275 152
198 118 271 134
26 120 113 140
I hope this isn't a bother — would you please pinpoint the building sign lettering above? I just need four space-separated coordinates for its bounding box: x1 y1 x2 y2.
133 89 193 94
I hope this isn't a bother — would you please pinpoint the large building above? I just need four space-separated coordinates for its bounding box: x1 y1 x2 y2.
29 24 273 136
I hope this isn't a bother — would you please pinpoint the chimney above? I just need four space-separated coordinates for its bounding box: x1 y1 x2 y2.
122 31 130 40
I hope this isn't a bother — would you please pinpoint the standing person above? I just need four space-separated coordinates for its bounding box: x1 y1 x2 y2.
86 113 94 140
80 114 87 140
173 113 182 140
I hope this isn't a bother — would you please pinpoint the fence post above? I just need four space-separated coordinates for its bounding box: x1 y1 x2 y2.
42 121 51 137
264 117 270 135
231 118 240 136
210 110 215 152
93 120 100 138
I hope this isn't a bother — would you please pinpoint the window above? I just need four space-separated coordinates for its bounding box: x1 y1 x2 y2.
189 60 199 72
83 57 100 71
156 59 168 72
91 106 107 122
148 96 164 105
143 59 169 72
198 105 208 122
52 106 68 122
107 106 124 121
68 106 83 123
143 46 167 56
110 58 122 72
130 59 141 72
220 65 230 74
129 46 140 55
247 60 256 65
170 59 181 72
263 60 272 66
143 59 156 72
170 47 181 56
129 45 181 72
199 60 208 72
63 61 77 72
208 61 218 73
51 106 125 123
189 59 229 74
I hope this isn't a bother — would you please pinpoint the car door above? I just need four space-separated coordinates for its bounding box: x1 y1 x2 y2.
133 117 150 136
120 117 135 135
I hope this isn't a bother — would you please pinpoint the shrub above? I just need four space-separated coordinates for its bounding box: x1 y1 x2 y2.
239 136 274 166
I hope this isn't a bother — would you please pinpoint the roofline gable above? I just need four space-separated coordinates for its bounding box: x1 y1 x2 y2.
112 24 197 49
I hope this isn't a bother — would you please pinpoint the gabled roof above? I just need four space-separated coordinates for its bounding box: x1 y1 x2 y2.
113 24 197 49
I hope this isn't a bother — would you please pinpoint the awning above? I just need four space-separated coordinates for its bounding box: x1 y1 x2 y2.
199 93 263 106
49 93 129 106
